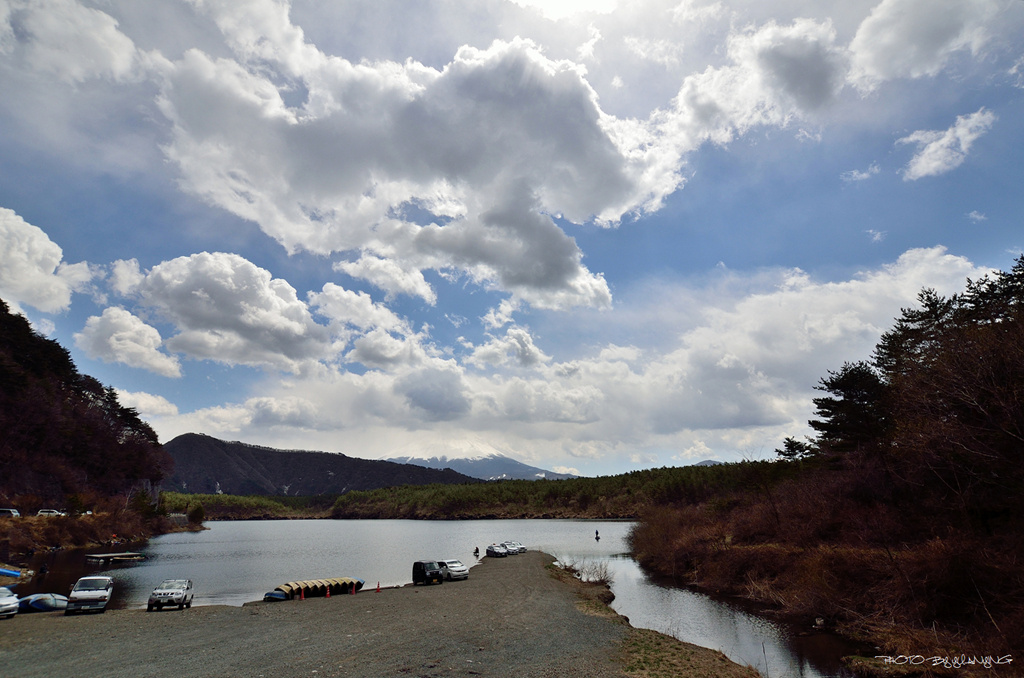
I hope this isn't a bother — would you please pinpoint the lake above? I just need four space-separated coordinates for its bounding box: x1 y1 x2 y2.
22 519 860 677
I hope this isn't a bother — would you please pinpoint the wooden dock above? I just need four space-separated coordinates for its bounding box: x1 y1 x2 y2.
85 552 146 564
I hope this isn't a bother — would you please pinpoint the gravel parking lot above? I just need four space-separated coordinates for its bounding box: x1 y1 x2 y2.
0 551 755 678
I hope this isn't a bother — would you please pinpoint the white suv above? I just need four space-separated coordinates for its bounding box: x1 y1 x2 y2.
66 576 114 615
148 579 194 611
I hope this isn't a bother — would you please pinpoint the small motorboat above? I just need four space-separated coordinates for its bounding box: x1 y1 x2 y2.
262 590 288 602
19 593 68 612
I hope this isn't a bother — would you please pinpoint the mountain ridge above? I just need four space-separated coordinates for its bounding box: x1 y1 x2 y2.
164 433 477 495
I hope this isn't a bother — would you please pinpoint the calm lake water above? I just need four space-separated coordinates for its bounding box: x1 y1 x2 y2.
22 519 861 677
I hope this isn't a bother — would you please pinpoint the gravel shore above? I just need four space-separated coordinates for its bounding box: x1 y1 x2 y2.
0 551 757 678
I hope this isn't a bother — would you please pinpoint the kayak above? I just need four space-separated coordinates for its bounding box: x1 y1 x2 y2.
19 593 68 612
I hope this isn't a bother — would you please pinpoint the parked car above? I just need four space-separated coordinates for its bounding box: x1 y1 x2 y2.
36 509 66 517
411 560 444 585
0 508 20 518
438 559 469 581
147 579 194 611
486 543 508 557
65 576 114 614
508 541 526 553
501 541 523 554
0 587 18 619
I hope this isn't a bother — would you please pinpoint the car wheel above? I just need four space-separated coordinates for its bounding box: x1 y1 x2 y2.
186 601 192 609
179 602 185 610
147 604 153 612
64 610 72 616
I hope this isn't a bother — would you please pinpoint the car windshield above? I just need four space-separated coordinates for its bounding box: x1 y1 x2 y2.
424 562 439 569
75 579 109 591
447 561 463 567
159 581 187 589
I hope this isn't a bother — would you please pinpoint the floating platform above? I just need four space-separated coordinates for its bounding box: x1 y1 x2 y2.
85 552 146 564
264 577 364 601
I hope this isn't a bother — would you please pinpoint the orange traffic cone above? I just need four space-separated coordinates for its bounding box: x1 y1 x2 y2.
350 583 355 595
300 588 305 601
376 581 380 593
326 586 330 598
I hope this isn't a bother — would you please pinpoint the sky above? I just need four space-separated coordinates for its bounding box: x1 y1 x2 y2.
1 0 1022 477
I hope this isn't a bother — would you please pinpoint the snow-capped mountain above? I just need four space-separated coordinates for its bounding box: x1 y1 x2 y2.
385 439 576 481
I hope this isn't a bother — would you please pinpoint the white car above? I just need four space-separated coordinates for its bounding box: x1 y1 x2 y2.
0 586 18 619
36 509 66 517
65 576 114 615
438 559 469 580
501 541 523 554
148 579 194 611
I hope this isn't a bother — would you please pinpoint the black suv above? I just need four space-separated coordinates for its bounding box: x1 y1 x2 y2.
412 560 444 585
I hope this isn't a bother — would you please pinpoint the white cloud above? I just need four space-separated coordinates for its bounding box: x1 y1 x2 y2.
115 389 180 418
10 0 142 83
334 256 436 304
154 17 633 309
841 163 880 182
467 326 551 368
849 0 1001 87
117 252 332 372
967 210 987 222
74 307 182 377
898 107 996 180
0 207 94 313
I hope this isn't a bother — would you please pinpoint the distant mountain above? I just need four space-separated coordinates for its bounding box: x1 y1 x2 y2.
692 459 723 467
164 433 477 495
387 454 577 480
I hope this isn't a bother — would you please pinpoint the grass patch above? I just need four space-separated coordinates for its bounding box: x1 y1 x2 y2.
622 628 761 678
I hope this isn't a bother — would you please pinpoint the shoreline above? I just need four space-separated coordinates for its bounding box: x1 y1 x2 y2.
0 550 759 678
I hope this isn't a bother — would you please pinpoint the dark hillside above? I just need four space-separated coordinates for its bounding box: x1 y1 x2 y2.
164 433 478 495
0 299 171 509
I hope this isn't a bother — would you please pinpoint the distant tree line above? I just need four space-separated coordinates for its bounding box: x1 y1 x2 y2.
0 299 172 509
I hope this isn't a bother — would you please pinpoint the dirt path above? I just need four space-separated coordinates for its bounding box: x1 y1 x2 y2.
0 551 757 678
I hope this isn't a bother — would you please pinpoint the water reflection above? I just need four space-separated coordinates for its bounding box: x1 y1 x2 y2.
18 519 859 677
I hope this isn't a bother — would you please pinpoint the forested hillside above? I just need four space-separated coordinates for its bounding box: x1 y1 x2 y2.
164 433 477 496
630 258 1024 666
0 299 172 510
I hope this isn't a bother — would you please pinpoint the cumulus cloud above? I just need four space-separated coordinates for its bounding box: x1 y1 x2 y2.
334 256 436 304
74 307 182 377
115 389 180 418
659 16 847 156
467 326 551 368
898 108 997 180
116 252 332 371
7 0 142 83
154 9 633 309
0 207 94 313
849 0 1001 87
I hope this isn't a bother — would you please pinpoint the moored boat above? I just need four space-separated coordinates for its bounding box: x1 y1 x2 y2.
18 593 68 612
